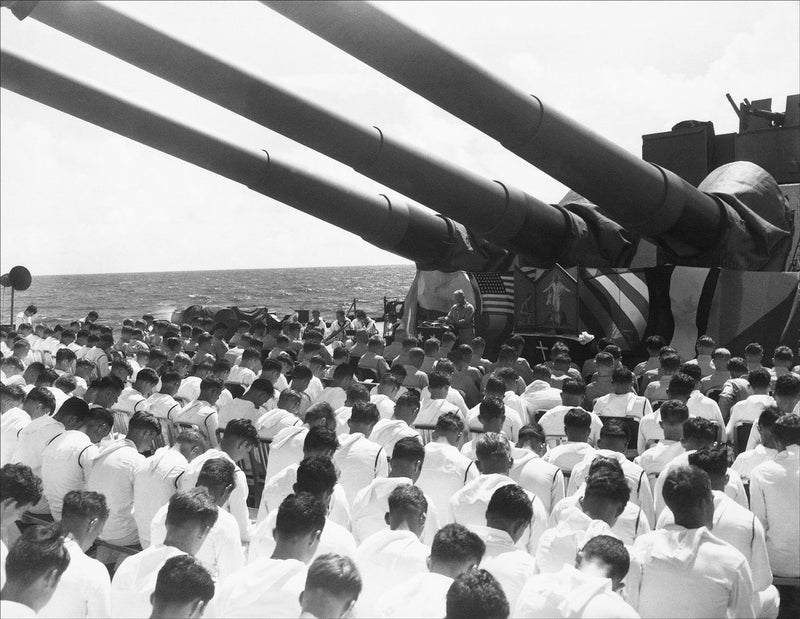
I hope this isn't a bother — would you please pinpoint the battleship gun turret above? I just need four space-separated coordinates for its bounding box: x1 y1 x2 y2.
2 1 797 357
264 0 797 272
6 0 641 270
0 49 507 272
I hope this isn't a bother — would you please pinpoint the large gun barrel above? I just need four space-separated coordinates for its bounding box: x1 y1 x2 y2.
7 0 611 267
0 49 485 270
263 0 725 257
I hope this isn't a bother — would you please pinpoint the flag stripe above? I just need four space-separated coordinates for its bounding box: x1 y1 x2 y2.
595 273 648 339
619 271 650 302
581 272 641 348
579 274 625 342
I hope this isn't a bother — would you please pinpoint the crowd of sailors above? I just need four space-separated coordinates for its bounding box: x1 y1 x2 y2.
0 304 798 618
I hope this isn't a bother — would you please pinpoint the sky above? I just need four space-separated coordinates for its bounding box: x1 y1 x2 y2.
1 1 798 276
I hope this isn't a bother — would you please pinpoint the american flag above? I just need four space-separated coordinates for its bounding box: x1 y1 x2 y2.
472 272 515 315
579 268 649 350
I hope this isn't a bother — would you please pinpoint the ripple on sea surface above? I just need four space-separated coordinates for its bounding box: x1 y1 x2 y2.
0 264 417 327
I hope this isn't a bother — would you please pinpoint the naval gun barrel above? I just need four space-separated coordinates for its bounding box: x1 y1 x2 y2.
0 49 467 269
12 0 586 266
263 0 725 257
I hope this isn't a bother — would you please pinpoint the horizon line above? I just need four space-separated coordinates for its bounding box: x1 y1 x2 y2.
4 263 415 278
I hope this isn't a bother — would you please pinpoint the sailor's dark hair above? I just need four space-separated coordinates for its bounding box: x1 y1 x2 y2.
478 397 505 421
56 396 90 422
224 418 258 445
275 493 326 539
260 359 283 374
62 490 109 521
199 377 224 393
773 345 794 363
660 354 682 372
712 347 731 360
774 413 800 446
211 359 231 374
679 363 702 383
1 356 24 371
585 469 630 506
305 402 335 425
431 524 485 565
659 400 689 424
532 364 551 381
278 389 302 407
658 346 678 358
662 465 711 513
428 372 451 390
688 446 728 478
435 411 464 434
388 484 427 517
160 370 182 387
392 436 425 462
748 368 772 389
446 569 509 619
561 378 586 395
424 337 440 352
600 419 630 443
682 417 717 444
303 426 339 454
24 386 56 413
696 335 715 347
350 401 380 425
4 524 69 584
564 407 591 429
744 342 764 356
495 367 519 383
87 405 114 430
35 368 59 387
345 383 370 403
304 553 362 601
165 488 218 530
153 555 215 606
475 433 511 460
135 367 159 385
594 352 614 366
291 365 313 381
757 405 782 429
611 367 634 384
579 535 630 585
0 463 43 507
667 372 695 396
775 374 800 398
486 484 532 523
587 455 624 478
128 411 162 435
484 377 505 396
0 383 25 401
55 348 76 363
296 456 338 496
517 423 545 446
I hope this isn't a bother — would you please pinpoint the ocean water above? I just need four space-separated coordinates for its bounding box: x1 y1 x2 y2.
0 264 417 327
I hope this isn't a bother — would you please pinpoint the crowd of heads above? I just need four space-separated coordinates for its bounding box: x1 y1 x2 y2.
1 308 798 618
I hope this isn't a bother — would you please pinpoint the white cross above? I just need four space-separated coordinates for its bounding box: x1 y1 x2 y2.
535 339 549 362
